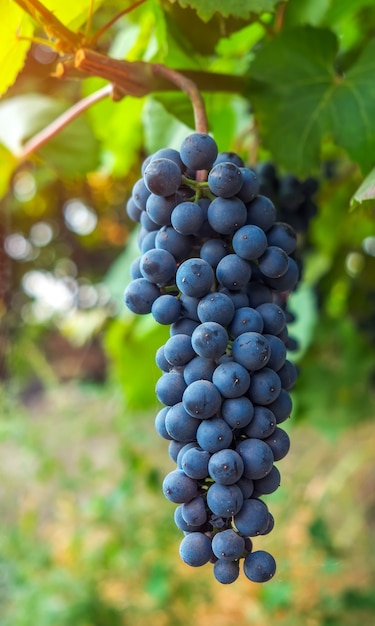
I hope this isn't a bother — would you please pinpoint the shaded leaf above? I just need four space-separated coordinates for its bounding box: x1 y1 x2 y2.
250 26 375 174
0 0 34 97
168 0 280 22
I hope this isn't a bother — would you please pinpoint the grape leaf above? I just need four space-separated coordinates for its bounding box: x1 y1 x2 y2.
0 0 34 97
250 26 375 175
168 0 280 22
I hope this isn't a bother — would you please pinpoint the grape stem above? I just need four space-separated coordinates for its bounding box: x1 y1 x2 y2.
151 64 208 135
19 84 113 160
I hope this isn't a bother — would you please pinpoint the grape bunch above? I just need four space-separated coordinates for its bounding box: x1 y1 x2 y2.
124 133 299 584
254 162 319 234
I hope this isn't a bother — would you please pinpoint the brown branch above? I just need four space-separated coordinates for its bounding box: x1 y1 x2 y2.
20 84 113 159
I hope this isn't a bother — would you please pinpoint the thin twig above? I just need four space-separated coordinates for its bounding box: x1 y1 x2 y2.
89 0 147 46
20 84 113 160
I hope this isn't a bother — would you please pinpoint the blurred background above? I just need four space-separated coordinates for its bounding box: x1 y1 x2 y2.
0 1 375 624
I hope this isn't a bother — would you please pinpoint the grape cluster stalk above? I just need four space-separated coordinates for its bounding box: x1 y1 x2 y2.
124 133 299 584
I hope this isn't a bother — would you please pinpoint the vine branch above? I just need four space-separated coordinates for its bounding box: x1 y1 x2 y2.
20 84 113 159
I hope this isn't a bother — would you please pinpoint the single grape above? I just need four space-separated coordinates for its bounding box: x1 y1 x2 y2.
216 254 252 291
232 332 270 371
162 469 198 503
211 529 245 560
207 196 247 235
208 449 245 485
144 158 182 196
208 161 243 198
213 559 240 584
182 379 222 420
206 482 243 517
191 321 228 359
236 438 274 479
243 550 276 582
124 278 160 314
180 133 218 170
179 532 213 567
176 258 215 298
196 417 233 453
233 498 270 536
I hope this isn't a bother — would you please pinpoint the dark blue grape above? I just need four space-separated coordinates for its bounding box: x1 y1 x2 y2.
155 407 173 440
208 162 243 198
200 238 229 268
228 306 264 338
264 257 299 292
213 151 244 167
151 295 181 324
268 389 292 423
212 529 245 560
277 359 298 390
197 292 235 327
237 168 260 203
132 177 151 210
243 550 276 582
170 318 200 337
171 201 205 235
155 371 187 406
183 356 216 385
162 469 198 503
208 449 244 485
267 222 297 254
124 278 160 314
139 229 158 253
180 446 211 480
180 133 218 170
182 496 207 526
216 254 252 290
179 294 200 321
164 334 195 366
233 498 269 536
155 226 193 262
253 465 281 495
140 248 177 284
144 158 182 196
264 427 290 461
196 417 233 453
130 256 142 280
182 380 222 419
146 193 176 226
176 258 214 298
165 402 200 442
259 246 289 279
213 559 240 584
155 345 171 372
219 288 249 310
207 196 247 235
261 512 275 536
232 332 270 371
151 147 184 171
179 532 212 567
244 406 276 439
256 303 286 335
191 322 228 359
221 396 254 429
248 368 281 405
126 197 142 222
246 195 277 232
236 438 274 479
232 224 268 260
264 334 287 371
174 505 206 532
212 361 250 398
206 483 243 517
140 210 159 232
236 476 254 499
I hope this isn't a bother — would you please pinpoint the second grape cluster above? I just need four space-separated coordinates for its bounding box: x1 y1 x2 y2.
124 132 298 584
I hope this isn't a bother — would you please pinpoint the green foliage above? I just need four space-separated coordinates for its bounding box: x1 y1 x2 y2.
169 0 280 22
250 26 375 175
0 0 33 97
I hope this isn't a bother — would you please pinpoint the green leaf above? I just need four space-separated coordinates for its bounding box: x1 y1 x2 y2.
250 27 375 174
168 0 280 22
351 167 375 208
0 0 34 97
83 78 144 176
0 94 99 175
